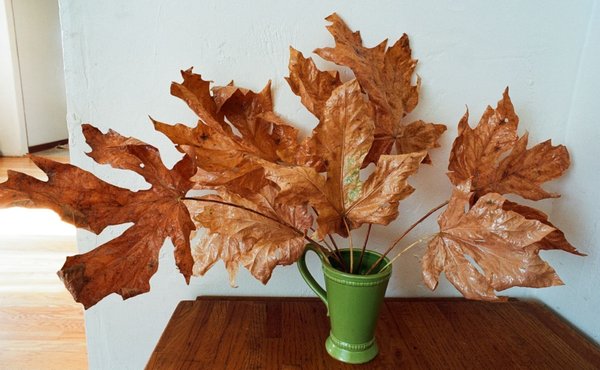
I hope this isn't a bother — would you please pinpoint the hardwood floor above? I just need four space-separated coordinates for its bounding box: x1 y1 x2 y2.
0 149 88 370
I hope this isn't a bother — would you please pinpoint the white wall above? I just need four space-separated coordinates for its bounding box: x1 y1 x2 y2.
0 0 27 156
531 2 600 344
58 1 598 368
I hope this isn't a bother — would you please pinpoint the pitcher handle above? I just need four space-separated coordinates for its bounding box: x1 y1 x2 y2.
297 244 328 310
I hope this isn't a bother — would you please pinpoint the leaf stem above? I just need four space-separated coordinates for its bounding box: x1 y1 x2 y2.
327 234 347 271
365 200 448 275
343 218 354 273
356 224 372 272
321 238 335 253
379 234 437 271
388 200 448 252
309 226 339 256
328 234 340 254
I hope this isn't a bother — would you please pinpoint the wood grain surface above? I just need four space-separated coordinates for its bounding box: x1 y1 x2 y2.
146 297 600 370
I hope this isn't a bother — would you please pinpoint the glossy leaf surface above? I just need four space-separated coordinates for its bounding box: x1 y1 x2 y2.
423 182 563 301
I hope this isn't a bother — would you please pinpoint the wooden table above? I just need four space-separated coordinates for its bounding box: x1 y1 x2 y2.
146 297 600 369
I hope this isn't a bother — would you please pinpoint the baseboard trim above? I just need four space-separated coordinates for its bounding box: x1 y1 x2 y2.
28 139 68 153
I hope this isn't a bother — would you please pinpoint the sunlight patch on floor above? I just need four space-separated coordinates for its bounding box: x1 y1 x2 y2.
0 208 75 236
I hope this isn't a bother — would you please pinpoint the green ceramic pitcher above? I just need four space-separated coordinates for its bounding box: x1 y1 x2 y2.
297 244 392 364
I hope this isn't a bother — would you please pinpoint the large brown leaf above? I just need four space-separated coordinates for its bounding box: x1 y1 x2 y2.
0 126 196 308
422 182 562 301
315 14 392 119
157 71 303 189
153 114 274 194
262 79 373 238
448 89 570 201
283 47 343 170
314 13 446 165
262 79 425 238
189 185 312 284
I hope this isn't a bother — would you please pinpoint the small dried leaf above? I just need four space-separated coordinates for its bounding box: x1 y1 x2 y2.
153 113 274 194
153 118 251 173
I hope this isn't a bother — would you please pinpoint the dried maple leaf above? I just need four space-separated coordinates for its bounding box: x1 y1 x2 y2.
422 182 564 301
0 157 132 232
314 13 446 165
189 184 312 284
448 89 570 201
286 47 342 120
152 118 259 187
0 125 196 308
262 79 425 239
212 82 292 162
156 70 304 189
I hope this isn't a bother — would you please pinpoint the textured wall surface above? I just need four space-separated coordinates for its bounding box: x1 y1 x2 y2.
59 1 598 368
529 1 600 346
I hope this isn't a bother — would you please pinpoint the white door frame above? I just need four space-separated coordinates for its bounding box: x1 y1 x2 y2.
0 0 28 156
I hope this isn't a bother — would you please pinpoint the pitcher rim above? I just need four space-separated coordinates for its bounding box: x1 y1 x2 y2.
322 248 392 281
